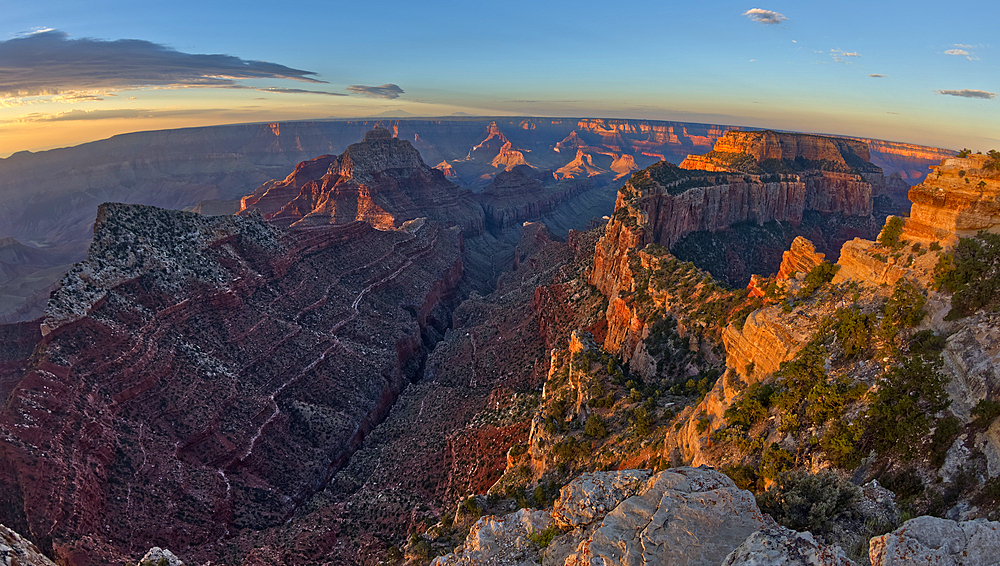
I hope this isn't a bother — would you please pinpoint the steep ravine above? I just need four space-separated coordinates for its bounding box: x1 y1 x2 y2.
0 205 472 565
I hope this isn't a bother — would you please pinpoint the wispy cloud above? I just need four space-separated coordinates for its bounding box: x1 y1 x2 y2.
945 45 978 61
347 84 405 99
869 74 886 78
10 107 224 123
831 49 861 63
936 89 995 99
743 8 787 24
0 30 324 98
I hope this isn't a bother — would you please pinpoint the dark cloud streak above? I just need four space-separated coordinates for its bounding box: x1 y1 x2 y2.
937 89 996 99
347 84 405 99
0 30 324 97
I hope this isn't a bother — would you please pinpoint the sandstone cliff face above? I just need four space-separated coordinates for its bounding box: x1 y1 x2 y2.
701 130 874 165
241 128 485 234
0 204 465 565
905 155 1000 245
777 236 826 280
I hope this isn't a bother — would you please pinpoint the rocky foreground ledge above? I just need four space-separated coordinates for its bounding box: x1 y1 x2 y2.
432 467 1000 566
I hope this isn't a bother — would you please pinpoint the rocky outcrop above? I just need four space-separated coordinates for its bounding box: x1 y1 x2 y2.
431 509 552 566
869 516 1000 566
904 154 1000 245
241 128 485 234
138 547 184 566
0 524 57 566
722 527 857 566
0 203 465 565
687 130 875 167
777 236 826 280
434 467 778 566
477 166 584 233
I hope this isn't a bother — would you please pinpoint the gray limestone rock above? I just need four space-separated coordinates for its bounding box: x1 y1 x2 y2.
722 526 857 566
431 509 552 566
0 524 57 566
869 516 1000 565
138 547 184 566
564 466 777 566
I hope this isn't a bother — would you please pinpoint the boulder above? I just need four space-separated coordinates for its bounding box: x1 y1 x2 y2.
721 526 856 566
869 516 1000 566
138 547 184 566
430 509 552 566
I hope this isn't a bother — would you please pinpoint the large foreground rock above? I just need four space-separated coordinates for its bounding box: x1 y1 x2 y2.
722 527 856 566
564 467 776 566
435 467 778 566
869 516 1000 565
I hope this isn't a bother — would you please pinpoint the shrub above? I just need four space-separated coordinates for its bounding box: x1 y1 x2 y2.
935 232 1000 318
863 355 950 460
799 262 840 297
930 416 962 467
528 525 561 548
909 330 946 356
821 419 863 468
584 413 607 439
878 216 905 248
758 443 795 480
835 308 873 358
756 469 859 534
929 241 942 251
972 399 1000 427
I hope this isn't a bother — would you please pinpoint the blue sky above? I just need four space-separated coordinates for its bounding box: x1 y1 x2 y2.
1 0 997 156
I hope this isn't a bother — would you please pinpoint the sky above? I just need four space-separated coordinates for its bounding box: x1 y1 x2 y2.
1 0 997 157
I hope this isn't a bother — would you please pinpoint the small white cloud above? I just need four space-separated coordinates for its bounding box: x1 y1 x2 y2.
936 89 995 99
791 40 797 43
945 47 977 61
743 8 787 25
830 49 861 63
749 59 756 62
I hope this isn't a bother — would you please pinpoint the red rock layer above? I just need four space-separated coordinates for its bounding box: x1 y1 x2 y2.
0 206 464 565
241 128 485 234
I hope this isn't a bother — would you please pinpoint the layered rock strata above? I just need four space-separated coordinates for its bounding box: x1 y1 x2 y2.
904 154 1000 245
776 236 826 280
241 128 485 234
0 203 464 565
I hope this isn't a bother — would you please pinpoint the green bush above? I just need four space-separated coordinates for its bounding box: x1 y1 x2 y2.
756 469 859 534
799 262 840 297
863 355 950 460
584 413 608 438
835 308 873 358
758 443 795 480
972 399 1000 427
909 330 946 356
821 419 863 468
878 216 905 248
528 525 561 548
930 416 962 467
935 233 1000 318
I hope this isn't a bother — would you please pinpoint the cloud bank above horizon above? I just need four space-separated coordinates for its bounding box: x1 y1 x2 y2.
0 30 330 98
